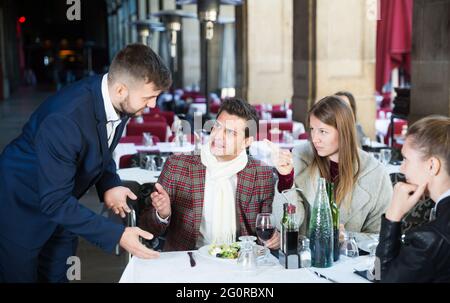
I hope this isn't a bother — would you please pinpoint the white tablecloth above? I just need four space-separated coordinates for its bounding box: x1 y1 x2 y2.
117 168 161 185
119 250 371 283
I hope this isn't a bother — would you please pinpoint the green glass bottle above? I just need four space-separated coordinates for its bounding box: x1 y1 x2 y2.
327 182 340 262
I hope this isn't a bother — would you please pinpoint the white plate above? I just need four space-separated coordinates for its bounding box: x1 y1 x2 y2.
358 239 378 253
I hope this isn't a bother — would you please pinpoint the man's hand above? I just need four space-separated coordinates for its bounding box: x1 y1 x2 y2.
264 139 293 176
265 230 281 250
151 183 171 219
119 227 160 259
104 186 136 218
386 182 428 222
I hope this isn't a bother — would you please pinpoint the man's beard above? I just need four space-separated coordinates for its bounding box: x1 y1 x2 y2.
119 97 144 118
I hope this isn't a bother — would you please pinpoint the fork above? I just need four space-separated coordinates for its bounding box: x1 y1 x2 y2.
187 251 196 267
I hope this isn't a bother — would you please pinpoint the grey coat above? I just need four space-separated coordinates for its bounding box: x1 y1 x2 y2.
273 141 393 235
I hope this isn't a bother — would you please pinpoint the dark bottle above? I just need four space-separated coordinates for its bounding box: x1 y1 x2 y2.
281 203 299 254
280 203 288 251
327 181 340 262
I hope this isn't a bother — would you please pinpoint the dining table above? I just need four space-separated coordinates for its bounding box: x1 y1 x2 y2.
119 250 373 283
117 167 161 185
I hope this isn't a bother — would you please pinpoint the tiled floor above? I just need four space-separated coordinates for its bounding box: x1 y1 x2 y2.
0 86 128 283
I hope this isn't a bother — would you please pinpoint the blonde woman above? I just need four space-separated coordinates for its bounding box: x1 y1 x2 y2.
376 116 450 282
272 96 392 237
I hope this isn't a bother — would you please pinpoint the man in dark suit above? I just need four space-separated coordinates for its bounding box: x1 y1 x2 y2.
139 99 281 251
0 44 171 282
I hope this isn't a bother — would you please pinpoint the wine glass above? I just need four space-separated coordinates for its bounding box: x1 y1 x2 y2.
255 213 276 266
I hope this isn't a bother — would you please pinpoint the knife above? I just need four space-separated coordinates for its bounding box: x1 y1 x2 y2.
187 251 196 267
309 269 338 283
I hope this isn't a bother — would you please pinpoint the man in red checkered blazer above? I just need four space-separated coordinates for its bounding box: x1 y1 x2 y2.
140 99 287 251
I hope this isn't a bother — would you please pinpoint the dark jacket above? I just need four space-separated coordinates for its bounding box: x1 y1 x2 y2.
376 196 450 282
0 75 127 252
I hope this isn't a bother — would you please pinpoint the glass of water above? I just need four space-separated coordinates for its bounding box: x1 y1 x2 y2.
380 148 392 165
143 132 154 146
340 232 359 258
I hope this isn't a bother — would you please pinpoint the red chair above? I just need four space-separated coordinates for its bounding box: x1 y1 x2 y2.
269 110 287 118
253 104 263 111
119 135 160 145
210 103 221 114
258 121 293 141
126 122 168 142
298 132 309 140
158 111 175 127
119 154 135 169
167 133 195 144
272 104 283 111
141 113 167 124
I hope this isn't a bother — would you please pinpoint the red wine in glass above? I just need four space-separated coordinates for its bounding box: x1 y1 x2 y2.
256 226 275 242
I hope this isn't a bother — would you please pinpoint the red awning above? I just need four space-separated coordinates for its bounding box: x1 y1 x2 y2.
375 0 413 93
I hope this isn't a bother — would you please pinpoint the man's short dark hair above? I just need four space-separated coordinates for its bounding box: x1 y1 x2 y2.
108 43 172 91
217 98 259 138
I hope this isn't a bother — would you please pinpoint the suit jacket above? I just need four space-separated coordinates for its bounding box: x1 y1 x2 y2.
376 196 450 282
273 141 392 234
0 75 127 252
139 154 275 251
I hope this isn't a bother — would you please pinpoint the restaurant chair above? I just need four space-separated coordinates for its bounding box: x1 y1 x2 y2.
210 103 221 114
269 110 287 118
119 135 161 145
126 121 168 142
141 113 167 124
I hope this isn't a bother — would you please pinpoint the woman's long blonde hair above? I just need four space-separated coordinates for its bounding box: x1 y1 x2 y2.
308 95 360 207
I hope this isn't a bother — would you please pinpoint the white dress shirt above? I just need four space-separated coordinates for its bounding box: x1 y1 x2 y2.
101 73 121 147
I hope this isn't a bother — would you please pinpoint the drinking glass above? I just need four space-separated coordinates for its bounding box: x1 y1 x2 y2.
143 132 154 147
256 213 276 265
237 236 258 271
380 148 392 165
340 232 359 258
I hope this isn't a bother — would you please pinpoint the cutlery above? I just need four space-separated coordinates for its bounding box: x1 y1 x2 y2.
187 251 196 267
309 269 338 283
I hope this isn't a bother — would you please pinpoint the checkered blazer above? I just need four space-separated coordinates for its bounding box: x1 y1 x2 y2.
139 154 275 251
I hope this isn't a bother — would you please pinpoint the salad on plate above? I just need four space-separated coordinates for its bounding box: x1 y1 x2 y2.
208 243 241 259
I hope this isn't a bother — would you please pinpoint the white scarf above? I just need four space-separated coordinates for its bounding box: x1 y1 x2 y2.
200 143 248 244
